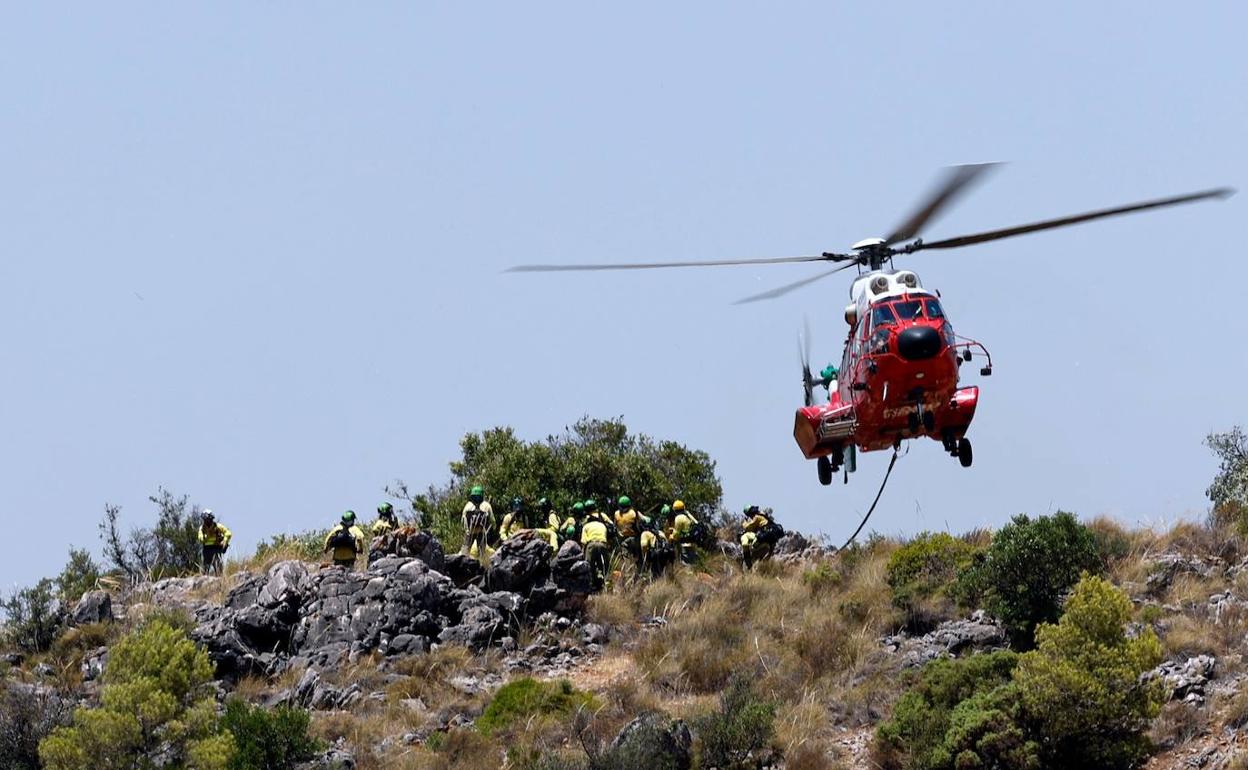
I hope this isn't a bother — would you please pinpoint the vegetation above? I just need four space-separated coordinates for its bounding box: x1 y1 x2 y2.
391 417 723 549
98 488 209 583
886 532 979 631
2 579 63 653
39 618 234 770
476 678 597 736
958 511 1102 647
1206 426 1248 533
220 698 320 770
0 684 72 770
875 575 1163 770
55 548 102 606
692 674 777 769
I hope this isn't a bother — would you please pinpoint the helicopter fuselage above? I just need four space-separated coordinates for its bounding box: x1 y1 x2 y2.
794 269 987 471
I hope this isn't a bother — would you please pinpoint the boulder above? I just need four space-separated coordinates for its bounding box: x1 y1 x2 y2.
1146 553 1221 594
69 591 113 626
369 528 446 572
883 610 1008 668
1150 655 1217 703
443 554 486 588
609 712 693 770
552 541 594 597
488 532 553 594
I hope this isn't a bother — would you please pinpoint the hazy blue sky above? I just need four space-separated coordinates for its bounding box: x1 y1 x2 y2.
2 4 1245 591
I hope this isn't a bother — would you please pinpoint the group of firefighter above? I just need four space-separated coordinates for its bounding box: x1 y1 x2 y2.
195 489 786 587
460 486 786 588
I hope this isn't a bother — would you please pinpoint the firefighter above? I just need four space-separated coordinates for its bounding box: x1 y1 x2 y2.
324 511 366 569
499 496 527 540
740 505 782 569
559 502 584 543
461 485 495 562
372 502 399 538
614 496 643 559
580 501 612 590
539 497 561 532
666 499 702 564
197 510 232 575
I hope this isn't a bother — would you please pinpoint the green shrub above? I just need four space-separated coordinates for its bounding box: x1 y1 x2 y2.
252 530 329 562
98 489 210 582
874 651 1035 770
1015 574 1164 770
0 684 72 770
958 512 1101 647
38 619 233 770
399 418 723 552
221 698 320 770
693 674 775 768
2 579 63 653
886 532 978 629
476 678 596 736
55 548 101 605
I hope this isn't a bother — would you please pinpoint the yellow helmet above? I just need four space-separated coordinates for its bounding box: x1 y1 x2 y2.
672 500 686 511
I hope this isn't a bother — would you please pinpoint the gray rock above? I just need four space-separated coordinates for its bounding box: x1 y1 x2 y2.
81 646 108 682
883 610 1008 668
443 554 486 588
582 623 609 645
1147 553 1222 594
370 528 446 572
69 591 113 626
609 711 693 770
488 533 553 594
1150 655 1217 701
296 748 356 770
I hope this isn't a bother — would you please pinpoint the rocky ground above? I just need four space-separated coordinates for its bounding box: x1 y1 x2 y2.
10 525 1248 769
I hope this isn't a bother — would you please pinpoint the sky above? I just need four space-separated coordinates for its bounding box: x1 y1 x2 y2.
2 3 1245 591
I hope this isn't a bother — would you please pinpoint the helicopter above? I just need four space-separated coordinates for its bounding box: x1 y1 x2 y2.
509 164 1233 486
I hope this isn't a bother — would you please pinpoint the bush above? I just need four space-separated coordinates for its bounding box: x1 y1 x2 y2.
886 532 978 629
0 684 72 770
1014 574 1164 769
98 489 208 582
55 548 101 605
397 417 723 551
1206 427 1248 512
693 674 776 768
873 651 1035 770
38 618 233 770
221 698 320 770
958 512 1101 646
1 579 63 653
476 678 597 737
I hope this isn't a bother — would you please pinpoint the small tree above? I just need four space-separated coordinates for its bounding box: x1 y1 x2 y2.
1 579 63 653
396 417 723 550
98 488 206 582
959 512 1101 647
1206 427 1248 532
886 532 979 631
0 684 72 770
693 674 775 768
55 548 101 605
1015 574 1164 769
38 618 233 770
220 699 319 770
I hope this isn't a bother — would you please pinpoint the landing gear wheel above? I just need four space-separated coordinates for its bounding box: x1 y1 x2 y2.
817 456 833 486
908 411 920 432
922 410 936 432
957 438 973 468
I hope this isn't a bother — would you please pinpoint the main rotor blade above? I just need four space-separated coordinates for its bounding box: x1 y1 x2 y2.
884 162 1001 246
507 254 830 272
733 261 860 305
909 187 1235 252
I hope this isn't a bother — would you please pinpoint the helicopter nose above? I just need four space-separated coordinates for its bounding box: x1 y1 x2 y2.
896 326 942 361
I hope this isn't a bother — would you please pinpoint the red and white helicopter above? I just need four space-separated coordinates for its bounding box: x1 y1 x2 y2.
511 164 1232 486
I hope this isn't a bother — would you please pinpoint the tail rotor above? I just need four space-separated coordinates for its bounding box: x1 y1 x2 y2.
799 316 815 407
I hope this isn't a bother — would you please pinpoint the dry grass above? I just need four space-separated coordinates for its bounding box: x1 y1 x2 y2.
1150 701 1208 749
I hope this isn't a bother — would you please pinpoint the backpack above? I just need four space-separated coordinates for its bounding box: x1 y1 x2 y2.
688 521 712 548
329 526 356 550
759 520 785 545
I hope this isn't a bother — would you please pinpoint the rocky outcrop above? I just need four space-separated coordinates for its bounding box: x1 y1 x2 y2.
775 531 837 563
609 712 693 769
69 591 113 626
488 532 553 593
368 527 446 573
183 537 569 678
882 610 1009 668
1150 655 1217 704
1147 553 1223 594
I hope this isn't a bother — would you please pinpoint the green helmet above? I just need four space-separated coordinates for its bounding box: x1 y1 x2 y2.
571 502 584 513
342 510 356 524
538 497 551 511
584 498 597 510
470 485 484 496
378 502 394 516
821 364 838 380
618 495 631 507
661 504 671 516
511 496 523 511
744 504 760 516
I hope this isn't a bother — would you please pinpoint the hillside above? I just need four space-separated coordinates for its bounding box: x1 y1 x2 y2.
5 513 1248 770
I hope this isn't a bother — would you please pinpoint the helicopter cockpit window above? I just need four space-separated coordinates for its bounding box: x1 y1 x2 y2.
893 300 924 321
924 298 945 319
871 304 897 327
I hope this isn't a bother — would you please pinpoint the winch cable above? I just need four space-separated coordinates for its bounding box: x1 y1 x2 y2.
838 446 901 551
